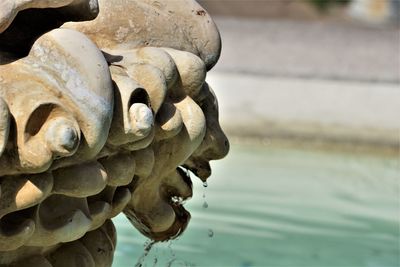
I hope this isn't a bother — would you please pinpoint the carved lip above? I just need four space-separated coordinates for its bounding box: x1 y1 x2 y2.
176 166 194 191
182 159 212 182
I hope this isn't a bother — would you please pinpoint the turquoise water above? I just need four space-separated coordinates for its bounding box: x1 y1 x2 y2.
113 144 399 267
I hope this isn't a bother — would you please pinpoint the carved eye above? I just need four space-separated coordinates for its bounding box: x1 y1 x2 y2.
107 73 155 147
44 117 80 157
128 87 149 106
25 104 54 138
127 88 153 137
25 103 80 157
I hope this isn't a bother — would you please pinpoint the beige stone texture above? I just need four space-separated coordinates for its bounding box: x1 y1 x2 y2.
0 0 228 266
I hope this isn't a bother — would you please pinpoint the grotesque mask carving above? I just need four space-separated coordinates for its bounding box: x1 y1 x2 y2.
0 0 229 266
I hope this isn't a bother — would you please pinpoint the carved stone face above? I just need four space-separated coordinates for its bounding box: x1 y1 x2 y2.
0 0 228 264
124 74 230 241
61 0 228 241
101 47 229 241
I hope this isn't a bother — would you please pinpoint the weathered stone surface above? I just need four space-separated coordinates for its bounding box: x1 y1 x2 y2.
0 0 228 266
64 0 222 70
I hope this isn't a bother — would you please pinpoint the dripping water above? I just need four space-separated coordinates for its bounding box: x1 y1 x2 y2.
135 240 156 267
167 240 176 259
165 242 195 267
202 186 208 209
150 244 160 267
202 181 214 238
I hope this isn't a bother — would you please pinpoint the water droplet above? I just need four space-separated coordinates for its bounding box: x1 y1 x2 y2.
152 257 158 267
202 201 208 209
208 229 214 238
202 181 208 188
202 192 206 198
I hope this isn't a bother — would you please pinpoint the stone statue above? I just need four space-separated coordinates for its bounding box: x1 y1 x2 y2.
0 0 229 266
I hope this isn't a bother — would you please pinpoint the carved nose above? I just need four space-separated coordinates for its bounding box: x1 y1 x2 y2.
205 125 230 161
215 135 230 160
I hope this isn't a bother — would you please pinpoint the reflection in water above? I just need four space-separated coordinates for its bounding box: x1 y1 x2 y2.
113 144 399 267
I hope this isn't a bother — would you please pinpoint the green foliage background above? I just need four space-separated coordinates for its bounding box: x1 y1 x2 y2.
308 0 351 12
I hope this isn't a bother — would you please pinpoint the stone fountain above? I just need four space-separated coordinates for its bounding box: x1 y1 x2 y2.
0 0 229 266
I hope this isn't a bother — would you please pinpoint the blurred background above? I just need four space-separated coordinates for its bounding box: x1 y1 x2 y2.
114 1 399 266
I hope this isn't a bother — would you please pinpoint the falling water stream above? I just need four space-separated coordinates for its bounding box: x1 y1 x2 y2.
134 240 156 267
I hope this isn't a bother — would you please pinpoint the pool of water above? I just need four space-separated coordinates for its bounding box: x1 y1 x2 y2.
112 144 399 267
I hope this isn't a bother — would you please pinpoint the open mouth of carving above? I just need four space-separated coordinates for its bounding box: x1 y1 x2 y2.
126 165 198 242
161 166 193 240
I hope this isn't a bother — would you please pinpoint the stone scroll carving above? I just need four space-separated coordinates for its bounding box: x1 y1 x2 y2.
0 0 229 266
